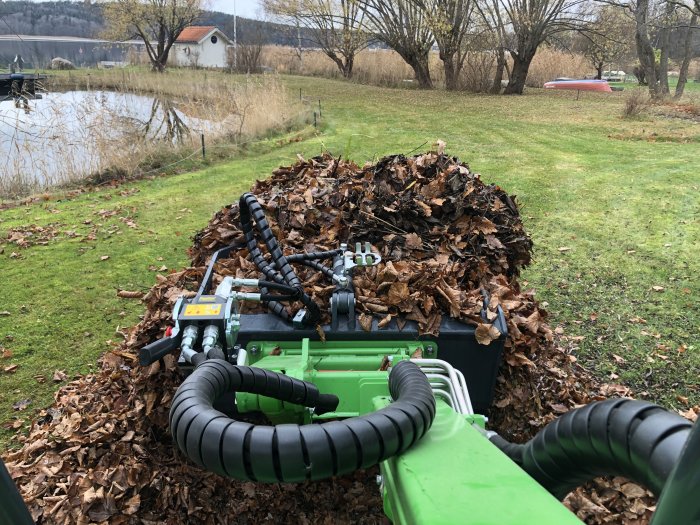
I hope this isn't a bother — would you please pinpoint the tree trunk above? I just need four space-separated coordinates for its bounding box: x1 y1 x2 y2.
675 13 697 99
596 62 603 80
490 47 506 94
442 53 459 91
659 24 671 95
343 55 354 79
401 51 432 88
635 0 661 99
504 51 535 95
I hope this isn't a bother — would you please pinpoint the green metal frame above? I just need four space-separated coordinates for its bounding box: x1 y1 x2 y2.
237 338 584 525
237 338 427 422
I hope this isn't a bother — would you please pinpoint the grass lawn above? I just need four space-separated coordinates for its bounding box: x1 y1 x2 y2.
1 74 699 449
610 76 700 94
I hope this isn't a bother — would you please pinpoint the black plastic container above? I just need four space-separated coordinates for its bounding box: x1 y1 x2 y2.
230 307 507 415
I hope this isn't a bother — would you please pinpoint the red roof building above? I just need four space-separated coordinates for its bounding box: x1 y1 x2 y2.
171 26 233 68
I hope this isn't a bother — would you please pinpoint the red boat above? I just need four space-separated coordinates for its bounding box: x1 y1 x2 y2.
543 79 613 92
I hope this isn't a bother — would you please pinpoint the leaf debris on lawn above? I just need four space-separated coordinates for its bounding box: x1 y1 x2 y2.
116 290 145 299
3 151 658 525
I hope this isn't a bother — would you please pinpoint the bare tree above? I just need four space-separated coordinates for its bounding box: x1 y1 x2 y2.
675 11 698 98
634 0 661 97
485 0 592 94
358 0 435 88
656 0 699 97
577 5 634 79
102 0 202 72
263 0 369 78
474 1 511 93
412 0 476 90
228 30 264 73
656 1 678 95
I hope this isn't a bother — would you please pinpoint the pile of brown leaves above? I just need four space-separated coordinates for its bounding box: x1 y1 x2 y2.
5 224 61 248
191 152 532 339
3 151 660 524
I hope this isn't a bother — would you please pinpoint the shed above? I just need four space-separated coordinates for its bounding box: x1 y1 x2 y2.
171 26 232 69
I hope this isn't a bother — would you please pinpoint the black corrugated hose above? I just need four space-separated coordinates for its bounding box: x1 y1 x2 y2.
650 414 700 525
489 398 693 500
238 192 322 326
169 359 435 482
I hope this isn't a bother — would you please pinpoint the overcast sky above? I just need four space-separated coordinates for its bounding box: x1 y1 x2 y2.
209 0 264 19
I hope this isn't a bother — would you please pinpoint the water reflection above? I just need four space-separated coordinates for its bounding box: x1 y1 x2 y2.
140 98 191 143
0 90 215 194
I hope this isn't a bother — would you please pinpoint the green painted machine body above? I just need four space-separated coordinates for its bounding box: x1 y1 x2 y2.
376 400 583 525
236 338 584 525
237 338 426 422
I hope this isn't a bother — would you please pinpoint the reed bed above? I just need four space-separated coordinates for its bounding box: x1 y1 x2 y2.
261 45 592 90
1 74 305 199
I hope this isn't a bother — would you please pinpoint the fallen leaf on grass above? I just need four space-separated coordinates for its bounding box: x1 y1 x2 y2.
2 418 24 430
12 398 31 411
100 255 110 261
558 247 571 252
4 364 18 373
0 311 10 316
679 407 698 422
117 290 144 299
651 286 664 292
52 370 67 382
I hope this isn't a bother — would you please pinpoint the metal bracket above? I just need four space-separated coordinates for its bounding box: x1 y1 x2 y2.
343 242 382 272
330 289 356 330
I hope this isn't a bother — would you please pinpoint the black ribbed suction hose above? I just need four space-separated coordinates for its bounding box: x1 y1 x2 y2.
238 193 321 325
169 359 435 482
489 398 693 499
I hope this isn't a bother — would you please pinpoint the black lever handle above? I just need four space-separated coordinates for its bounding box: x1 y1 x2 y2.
139 336 179 366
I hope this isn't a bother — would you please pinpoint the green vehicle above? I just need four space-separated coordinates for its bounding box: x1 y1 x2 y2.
3 193 698 525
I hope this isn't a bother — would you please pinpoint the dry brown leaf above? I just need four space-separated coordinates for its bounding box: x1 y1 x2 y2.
475 323 501 345
404 233 422 250
117 290 145 299
358 313 373 332
387 282 409 305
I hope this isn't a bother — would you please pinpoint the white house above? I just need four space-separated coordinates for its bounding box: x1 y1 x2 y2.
170 26 232 68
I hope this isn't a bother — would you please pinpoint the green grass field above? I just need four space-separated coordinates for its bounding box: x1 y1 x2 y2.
1 74 698 449
610 76 700 93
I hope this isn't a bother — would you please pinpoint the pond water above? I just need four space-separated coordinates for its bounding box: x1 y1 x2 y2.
0 90 216 195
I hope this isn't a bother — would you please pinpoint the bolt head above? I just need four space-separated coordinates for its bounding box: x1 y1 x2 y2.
376 475 383 486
